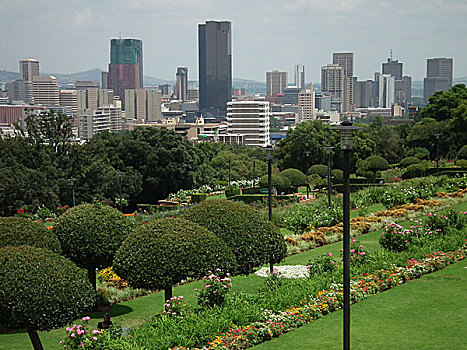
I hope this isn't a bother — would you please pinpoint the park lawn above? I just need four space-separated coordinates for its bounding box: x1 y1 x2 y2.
253 258 467 350
1 200 465 349
206 193 226 200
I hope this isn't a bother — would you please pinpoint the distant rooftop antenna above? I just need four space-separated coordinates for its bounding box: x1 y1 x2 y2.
119 32 122 39
390 49 393 60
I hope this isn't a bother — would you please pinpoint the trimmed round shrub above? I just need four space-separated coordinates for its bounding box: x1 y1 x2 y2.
364 155 389 172
458 145 467 160
402 162 429 179
53 203 134 288
331 169 343 183
399 156 421 167
0 246 95 349
0 217 61 253
259 174 291 193
280 168 307 186
308 164 328 178
113 218 236 292
225 185 241 198
181 200 287 275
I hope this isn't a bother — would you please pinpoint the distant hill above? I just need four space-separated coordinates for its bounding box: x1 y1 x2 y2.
0 70 20 82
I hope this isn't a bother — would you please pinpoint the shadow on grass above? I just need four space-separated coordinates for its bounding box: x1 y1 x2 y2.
89 303 134 318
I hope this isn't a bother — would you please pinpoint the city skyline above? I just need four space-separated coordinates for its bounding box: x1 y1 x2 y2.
1 0 466 83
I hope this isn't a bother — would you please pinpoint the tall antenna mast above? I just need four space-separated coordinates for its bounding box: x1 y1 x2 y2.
119 32 122 39
390 48 393 60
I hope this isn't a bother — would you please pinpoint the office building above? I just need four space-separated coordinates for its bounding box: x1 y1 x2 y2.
376 73 395 108
283 87 301 105
354 80 378 108
101 72 109 89
98 105 122 132
125 88 161 122
333 52 354 109
382 57 403 80
298 84 316 122
321 64 345 111
159 84 172 97
78 109 111 140
315 92 332 112
98 89 114 107
8 80 33 104
59 90 78 114
424 58 453 103
175 67 188 101
75 81 99 110
187 87 199 101
147 89 162 122
32 76 59 106
198 20 232 114
108 38 143 108
266 70 288 96
227 100 270 147
19 59 40 82
294 64 305 89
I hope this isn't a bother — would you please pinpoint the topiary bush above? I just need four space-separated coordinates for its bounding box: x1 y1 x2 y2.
113 217 236 301
399 156 421 168
53 203 134 288
259 174 291 193
280 168 307 187
0 217 61 253
225 185 241 198
0 246 95 350
308 164 328 178
181 200 287 275
363 155 390 172
331 169 343 183
458 145 467 160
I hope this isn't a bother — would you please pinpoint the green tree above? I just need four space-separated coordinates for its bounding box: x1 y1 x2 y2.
419 84 467 122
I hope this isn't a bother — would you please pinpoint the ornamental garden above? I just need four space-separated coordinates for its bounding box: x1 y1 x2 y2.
1 86 467 349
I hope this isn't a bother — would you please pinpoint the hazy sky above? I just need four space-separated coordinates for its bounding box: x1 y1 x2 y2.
1 0 466 82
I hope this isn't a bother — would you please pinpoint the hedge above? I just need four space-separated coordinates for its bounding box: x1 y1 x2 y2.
242 187 261 194
258 174 291 194
280 168 307 187
181 200 287 275
228 194 296 204
399 156 421 167
0 217 61 253
334 183 388 193
190 193 207 203
458 145 467 159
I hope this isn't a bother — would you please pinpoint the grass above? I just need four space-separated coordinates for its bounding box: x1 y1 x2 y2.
253 258 467 350
1 200 465 350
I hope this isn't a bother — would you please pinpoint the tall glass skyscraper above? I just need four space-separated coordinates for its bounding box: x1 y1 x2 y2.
198 21 232 115
108 38 143 109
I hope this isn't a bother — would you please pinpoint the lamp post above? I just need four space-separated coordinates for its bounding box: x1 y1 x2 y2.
324 146 334 208
264 144 275 274
117 172 124 212
305 150 310 199
331 121 361 350
434 133 441 173
68 178 76 207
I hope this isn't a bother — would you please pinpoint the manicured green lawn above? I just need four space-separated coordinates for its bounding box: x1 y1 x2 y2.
253 258 467 350
1 200 465 349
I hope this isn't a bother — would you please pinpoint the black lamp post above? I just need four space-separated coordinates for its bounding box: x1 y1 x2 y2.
324 146 334 208
117 172 123 212
434 133 441 173
305 150 311 199
264 144 275 273
331 121 361 350
68 178 76 207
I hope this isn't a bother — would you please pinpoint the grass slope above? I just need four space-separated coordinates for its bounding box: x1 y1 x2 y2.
253 258 467 350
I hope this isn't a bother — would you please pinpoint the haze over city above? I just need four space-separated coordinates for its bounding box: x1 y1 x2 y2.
1 0 466 82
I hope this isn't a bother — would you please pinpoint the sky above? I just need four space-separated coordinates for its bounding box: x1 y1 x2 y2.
1 0 466 83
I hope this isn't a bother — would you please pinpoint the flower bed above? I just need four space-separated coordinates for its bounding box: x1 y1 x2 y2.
172 245 466 350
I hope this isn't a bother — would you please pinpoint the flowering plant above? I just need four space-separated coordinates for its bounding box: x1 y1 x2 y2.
265 268 285 291
163 296 188 318
307 253 336 276
60 317 102 349
196 269 232 308
340 238 371 265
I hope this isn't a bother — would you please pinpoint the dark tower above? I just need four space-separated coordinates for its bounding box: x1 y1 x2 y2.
198 21 232 116
108 38 143 109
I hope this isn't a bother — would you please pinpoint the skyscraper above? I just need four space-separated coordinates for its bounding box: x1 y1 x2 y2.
424 58 453 103
19 59 40 82
382 58 403 80
294 64 305 89
375 73 395 108
198 21 232 115
175 67 188 101
266 70 288 96
298 83 315 122
332 52 354 110
321 64 345 112
380 55 411 108
32 76 59 106
108 38 143 108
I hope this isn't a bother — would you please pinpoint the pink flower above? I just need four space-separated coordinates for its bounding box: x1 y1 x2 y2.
327 253 333 257
331 261 335 264
92 337 98 341
80 342 84 347
70 333 75 338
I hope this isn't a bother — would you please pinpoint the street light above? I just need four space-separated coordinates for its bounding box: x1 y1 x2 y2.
331 121 361 350
324 146 334 208
305 150 311 199
68 177 76 207
263 144 275 274
117 172 123 212
434 133 441 173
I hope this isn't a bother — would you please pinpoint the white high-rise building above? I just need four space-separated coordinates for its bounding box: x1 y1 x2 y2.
98 105 122 132
32 76 59 106
298 83 315 122
59 90 78 114
376 73 395 108
19 59 40 82
98 90 114 107
321 64 345 111
125 88 162 122
227 100 270 148
294 64 305 89
78 109 111 140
